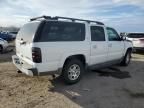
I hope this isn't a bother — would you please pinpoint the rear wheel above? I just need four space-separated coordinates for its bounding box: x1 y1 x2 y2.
121 50 132 66
62 59 84 84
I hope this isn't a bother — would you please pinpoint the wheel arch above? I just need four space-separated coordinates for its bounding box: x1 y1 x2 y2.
58 54 87 73
64 54 86 66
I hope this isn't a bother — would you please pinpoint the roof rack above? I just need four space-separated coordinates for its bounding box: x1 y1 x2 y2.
30 15 104 25
30 16 52 21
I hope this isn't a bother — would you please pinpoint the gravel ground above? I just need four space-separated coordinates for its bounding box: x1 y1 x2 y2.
0 50 144 108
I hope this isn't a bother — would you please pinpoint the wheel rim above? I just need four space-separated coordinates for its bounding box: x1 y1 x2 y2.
126 53 131 64
68 64 80 81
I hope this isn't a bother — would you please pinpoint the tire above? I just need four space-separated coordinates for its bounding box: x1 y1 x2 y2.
62 59 84 84
17 70 22 73
0 45 3 54
121 50 132 66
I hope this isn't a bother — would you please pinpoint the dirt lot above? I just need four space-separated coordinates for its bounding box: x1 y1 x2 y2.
0 49 144 108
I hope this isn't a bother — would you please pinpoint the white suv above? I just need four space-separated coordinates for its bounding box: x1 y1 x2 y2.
12 16 133 84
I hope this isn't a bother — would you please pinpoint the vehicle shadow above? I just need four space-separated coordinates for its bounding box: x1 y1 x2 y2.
93 67 131 79
48 66 133 108
133 50 144 55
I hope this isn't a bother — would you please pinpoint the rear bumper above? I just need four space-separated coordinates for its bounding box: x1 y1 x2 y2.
12 55 61 76
12 55 38 76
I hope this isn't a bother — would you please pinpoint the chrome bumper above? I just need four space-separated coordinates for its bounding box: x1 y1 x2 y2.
12 55 38 76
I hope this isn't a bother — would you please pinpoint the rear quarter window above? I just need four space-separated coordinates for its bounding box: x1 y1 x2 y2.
38 21 85 42
91 26 105 41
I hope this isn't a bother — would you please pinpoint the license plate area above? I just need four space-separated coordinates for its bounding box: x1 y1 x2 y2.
14 58 21 64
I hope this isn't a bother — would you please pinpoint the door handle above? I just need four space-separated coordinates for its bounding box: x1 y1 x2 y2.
108 43 112 47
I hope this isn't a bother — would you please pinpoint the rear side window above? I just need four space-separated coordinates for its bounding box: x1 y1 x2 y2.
91 26 105 41
17 22 40 42
39 21 85 42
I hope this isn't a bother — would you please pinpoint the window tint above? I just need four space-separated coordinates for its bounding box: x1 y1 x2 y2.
39 22 85 42
107 28 120 41
91 26 105 41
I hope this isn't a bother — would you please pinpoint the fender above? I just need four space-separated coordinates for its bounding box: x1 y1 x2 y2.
57 52 90 72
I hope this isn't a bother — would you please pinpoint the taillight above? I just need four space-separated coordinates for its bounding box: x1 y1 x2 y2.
140 39 144 43
32 47 42 63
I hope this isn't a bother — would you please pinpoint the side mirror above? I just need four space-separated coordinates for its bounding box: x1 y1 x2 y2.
120 32 127 40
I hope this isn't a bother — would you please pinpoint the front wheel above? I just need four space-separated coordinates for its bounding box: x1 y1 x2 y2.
62 59 84 84
121 50 132 66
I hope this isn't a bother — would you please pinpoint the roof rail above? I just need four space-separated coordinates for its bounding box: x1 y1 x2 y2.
30 16 52 21
30 15 104 25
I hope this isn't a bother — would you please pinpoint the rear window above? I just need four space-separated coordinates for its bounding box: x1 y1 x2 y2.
127 33 144 38
17 22 40 42
38 21 85 42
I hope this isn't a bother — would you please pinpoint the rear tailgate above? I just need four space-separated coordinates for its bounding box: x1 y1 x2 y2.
16 21 41 63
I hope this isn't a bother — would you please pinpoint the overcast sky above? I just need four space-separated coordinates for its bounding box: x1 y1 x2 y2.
0 0 144 32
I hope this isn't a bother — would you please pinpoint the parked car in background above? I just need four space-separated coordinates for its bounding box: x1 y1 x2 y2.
0 32 13 42
12 16 133 84
0 38 8 53
127 33 144 51
9 31 18 39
